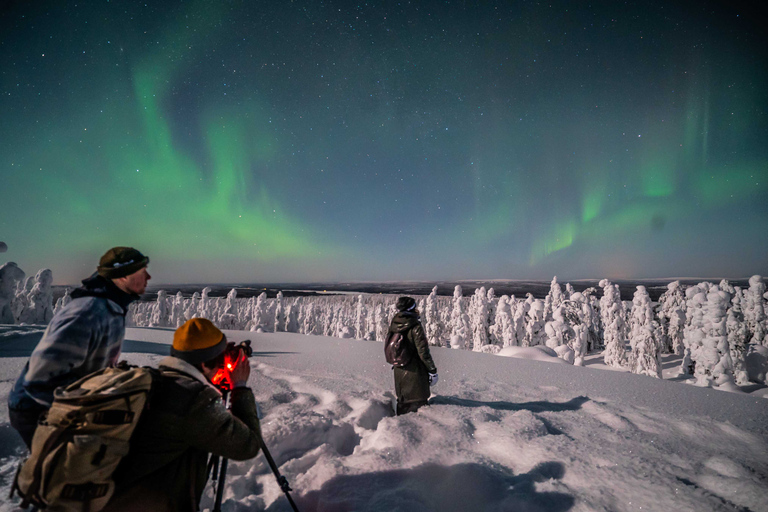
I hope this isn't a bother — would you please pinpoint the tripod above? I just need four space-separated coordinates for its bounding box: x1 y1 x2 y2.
210 390 300 512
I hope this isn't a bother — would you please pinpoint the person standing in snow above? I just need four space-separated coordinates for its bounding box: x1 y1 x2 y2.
388 296 438 415
7 247 151 448
103 318 261 512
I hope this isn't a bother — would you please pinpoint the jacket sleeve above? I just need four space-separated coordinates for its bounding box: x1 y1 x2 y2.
411 323 437 374
23 307 103 406
182 386 262 461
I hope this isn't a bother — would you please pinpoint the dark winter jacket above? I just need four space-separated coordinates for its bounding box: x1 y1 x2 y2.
8 274 137 411
103 357 262 512
388 311 437 405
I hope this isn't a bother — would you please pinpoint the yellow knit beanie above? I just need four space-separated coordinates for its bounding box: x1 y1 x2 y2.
171 318 227 365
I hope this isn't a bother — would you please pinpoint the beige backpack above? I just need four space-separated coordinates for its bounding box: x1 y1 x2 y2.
12 363 157 511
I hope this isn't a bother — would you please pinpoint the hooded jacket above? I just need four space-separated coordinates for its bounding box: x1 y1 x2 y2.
8 274 137 410
103 356 262 512
388 311 437 404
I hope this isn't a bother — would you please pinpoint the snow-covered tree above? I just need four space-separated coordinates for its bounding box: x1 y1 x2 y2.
185 292 200 321
512 296 529 345
543 276 564 322
424 286 444 346
0 262 25 323
580 288 603 351
53 287 72 316
691 289 733 386
523 299 547 347
744 275 766 344
600 280 627 368
469 287 490 351
198 287 213 320
285 299 299 333
12 276 34 322
449 286 470 349
656 281 686 353
628 286 662 378
489 295 516 347
680 285 707 376
17 268 53 324
149 290 169 328
668 307 686 355
726 288 749 385
247 291 268 332
170 291 185 327
355 295 366 339
217 289 239 330
274 291 286 332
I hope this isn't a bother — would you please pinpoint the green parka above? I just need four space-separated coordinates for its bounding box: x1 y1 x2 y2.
389 311 437 405
103 357 261 512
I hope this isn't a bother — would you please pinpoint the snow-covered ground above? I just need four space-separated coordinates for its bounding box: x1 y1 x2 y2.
2 326 768 512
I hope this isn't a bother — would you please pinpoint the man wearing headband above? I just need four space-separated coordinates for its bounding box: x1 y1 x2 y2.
8 246 151 447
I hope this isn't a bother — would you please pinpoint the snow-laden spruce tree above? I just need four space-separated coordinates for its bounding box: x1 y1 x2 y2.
680 286 707 376
572 323 589 366
523 299 547 347
274 291 285 332
581 288 603 351
489 295 516 347
252 292 269 331
424 286 444 346
668 307 686 355
53 288 71 316
469 287 490 351
726 288 749 385
355 295 366 339
0 262 25 323
17 268 54 324
486 287 497 332
600 280 627 368
285 299 299 333
628 286 662 378
450 285 470 349
512 296 529 345
543 276 564 322
149 290 169 328
217 288 239 330
12 276 34 322
199 287 213 320
185 291 200 322
170 291 185 327
744 275 766 344
565 283 575 299
374 302 389 342
691 288 733 386
656 281 686 353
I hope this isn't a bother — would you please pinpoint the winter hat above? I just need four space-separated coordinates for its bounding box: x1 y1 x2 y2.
97 247 149 279
171 318 227 365
396 296 416 311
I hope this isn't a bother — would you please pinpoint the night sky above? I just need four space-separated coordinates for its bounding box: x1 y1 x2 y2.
1 1 766 285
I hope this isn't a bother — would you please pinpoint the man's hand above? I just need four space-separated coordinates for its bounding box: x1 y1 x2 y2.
230 349 251 388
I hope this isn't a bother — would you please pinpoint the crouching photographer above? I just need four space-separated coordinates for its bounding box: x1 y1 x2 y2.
103 318 261 512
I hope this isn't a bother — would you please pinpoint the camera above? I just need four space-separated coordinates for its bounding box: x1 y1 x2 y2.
211 339 252 390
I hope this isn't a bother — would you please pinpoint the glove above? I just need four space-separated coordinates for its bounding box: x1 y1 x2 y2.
428 373 438 386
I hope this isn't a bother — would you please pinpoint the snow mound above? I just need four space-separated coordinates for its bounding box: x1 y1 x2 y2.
497 345 567 364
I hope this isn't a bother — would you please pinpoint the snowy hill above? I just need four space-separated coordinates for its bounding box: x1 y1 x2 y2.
2 326 768 511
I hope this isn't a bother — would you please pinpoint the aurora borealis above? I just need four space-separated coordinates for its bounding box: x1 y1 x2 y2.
1 1 766 284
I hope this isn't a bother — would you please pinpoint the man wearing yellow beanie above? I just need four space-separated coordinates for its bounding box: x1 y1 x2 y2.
103 318 262 512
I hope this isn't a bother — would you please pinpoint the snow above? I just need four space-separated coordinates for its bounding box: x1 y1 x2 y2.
2 326 768 512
